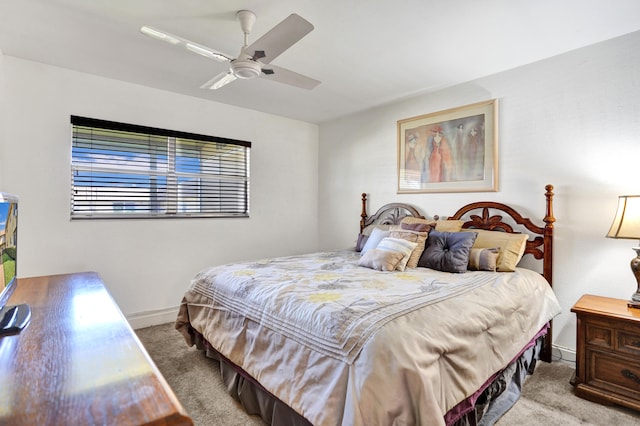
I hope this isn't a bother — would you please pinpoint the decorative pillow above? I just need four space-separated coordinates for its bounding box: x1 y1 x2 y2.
401 217 434 227
389 229 428 269
361 228 391 255
434 220 465 232
463 229 529 272
357 224 399 251
376 237 418 272
468 247 500 271
355 233 368 252
358 248 404 271
400 221 432 233
418 231 478 273
400 216 464 232
362 223 397 236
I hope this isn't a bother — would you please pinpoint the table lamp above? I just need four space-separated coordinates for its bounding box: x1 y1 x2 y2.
607 195 640 308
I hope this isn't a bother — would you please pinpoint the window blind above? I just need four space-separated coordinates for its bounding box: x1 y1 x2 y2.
70 116 250 219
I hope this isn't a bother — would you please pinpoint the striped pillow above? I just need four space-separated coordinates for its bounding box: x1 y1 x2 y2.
389 230 428 269
468 247 500 271
376 237 418 272
358 249 405 271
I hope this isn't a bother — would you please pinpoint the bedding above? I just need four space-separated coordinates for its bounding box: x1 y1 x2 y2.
177 252 560 425
176 185 560 425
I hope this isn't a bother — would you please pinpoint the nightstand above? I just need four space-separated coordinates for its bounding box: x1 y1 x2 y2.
571 294 640 411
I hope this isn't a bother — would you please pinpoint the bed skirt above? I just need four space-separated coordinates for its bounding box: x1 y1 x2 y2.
188 325 547 426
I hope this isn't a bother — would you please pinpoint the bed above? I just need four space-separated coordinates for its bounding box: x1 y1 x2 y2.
176 184 561 426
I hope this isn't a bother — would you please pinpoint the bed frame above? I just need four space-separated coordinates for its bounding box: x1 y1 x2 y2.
360 184 556 362
183 185 557 426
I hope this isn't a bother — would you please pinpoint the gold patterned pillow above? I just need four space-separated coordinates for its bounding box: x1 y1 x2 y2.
389 230 428 269
463 229 528 272
400 216 464 232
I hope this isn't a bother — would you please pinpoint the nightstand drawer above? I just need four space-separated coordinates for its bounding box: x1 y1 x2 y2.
617 330 640 356
588 350 640 398
585 320 613 348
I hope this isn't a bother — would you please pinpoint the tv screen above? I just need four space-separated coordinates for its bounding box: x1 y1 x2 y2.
0 193 30 336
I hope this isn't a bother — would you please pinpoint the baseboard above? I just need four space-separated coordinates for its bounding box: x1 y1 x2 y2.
552 344 576 364
127 306 179 329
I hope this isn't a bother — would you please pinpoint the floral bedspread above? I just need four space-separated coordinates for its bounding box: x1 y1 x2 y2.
190 250 505 363
177 250 562 426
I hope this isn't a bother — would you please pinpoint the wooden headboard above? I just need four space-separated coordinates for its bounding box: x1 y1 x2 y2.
446 184 555 287
360 185 555 282
359 184 556 362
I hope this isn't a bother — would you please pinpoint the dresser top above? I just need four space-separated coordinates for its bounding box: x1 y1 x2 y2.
0 272 192 426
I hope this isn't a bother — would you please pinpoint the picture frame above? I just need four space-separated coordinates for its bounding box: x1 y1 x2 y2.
397 99 498 193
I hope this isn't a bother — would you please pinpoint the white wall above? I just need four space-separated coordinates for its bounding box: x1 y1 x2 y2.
318 30 640 354
0 56 319 325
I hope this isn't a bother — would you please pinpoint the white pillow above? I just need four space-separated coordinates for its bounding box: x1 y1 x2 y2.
358 249 405 271
376 237 418 271
361 227 391 255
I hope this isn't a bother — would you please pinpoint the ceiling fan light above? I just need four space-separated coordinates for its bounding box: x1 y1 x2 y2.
140 26 180 45
231 60 261 79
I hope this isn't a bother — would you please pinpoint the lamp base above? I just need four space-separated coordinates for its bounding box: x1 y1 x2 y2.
629 247 640 309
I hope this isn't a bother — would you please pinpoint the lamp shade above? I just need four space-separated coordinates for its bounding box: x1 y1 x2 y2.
607 195 640 239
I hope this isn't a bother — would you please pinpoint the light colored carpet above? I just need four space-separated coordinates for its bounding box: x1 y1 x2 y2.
136 323 640 425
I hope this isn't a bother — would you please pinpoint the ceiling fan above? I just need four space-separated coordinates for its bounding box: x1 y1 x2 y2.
140 10 320 90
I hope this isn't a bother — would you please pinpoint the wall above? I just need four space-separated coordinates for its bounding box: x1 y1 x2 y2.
0 56 319 326
318 30 640 355
0 51 6 188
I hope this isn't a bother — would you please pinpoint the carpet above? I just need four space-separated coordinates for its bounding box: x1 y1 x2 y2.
136 323 640 425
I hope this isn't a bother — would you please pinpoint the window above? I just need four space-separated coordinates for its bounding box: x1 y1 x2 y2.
70 116 250 219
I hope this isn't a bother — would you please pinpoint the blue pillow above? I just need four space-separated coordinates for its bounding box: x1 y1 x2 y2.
418 231 478 273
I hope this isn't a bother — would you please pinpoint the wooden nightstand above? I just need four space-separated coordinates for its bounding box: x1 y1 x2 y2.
571 294 640 411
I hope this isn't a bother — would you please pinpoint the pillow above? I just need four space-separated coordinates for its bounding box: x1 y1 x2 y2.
463 229 529 272
361 227 391 255
434 219 465 232
357 224 398 252
389 229 428 269
358 249 404 271
400 216 464 232
376 237 418 271
355 233 368 252
468 247 500 271
418 231 477 273
400 221 432 233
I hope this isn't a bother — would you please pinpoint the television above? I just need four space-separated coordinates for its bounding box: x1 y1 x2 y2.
0 193 30 336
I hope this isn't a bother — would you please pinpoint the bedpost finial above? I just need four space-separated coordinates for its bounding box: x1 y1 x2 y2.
360 193 368 233
544 184 555 226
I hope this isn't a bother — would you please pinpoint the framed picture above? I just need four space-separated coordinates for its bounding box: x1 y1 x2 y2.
397 99 498 193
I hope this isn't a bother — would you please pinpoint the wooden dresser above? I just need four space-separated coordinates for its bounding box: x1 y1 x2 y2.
572 294 640 411
0 272 193 425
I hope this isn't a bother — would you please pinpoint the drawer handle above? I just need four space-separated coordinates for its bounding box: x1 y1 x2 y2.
631 340 640 348
622 369 640 385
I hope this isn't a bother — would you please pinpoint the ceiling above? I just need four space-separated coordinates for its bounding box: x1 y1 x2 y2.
1 0 640 124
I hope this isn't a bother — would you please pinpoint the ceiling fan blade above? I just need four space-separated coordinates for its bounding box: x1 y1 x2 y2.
200 71 237 90
260 64 320 90
140 26 233 62
246 14 313 64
